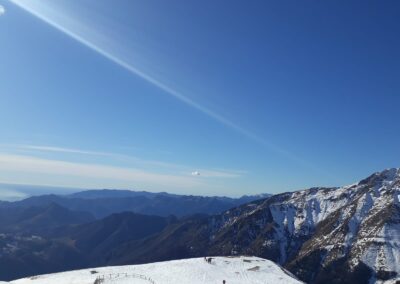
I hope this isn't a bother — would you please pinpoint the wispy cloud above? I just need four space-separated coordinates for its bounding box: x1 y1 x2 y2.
0 143 246 193
0 153 202 189
0 5 5 16
14 144 184 169
12 144 246 179
19 145 110 156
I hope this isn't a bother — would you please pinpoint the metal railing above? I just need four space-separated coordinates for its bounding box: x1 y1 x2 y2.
94 272 156 284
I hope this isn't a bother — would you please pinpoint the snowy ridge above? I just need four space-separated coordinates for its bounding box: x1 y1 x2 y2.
10 256 302 284
203 168 400 283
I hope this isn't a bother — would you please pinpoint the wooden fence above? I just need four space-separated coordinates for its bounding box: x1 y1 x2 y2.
94 272 156 284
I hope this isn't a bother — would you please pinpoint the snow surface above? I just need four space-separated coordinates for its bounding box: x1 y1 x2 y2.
10 256 302 284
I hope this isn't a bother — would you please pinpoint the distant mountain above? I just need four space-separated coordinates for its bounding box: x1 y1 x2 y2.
0 210 173 281
0 204 95 281
0 190 271 218
68 189 179 199
0 203 94 235
0 189 270 281
67 212 176 264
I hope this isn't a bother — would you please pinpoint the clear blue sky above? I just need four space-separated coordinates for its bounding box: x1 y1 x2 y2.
0 0 399 198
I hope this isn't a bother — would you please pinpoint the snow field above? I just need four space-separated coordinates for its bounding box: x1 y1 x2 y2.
11 256 302 284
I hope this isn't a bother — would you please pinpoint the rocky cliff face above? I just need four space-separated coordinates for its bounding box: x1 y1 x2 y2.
203 168 400 283
288 168 400 283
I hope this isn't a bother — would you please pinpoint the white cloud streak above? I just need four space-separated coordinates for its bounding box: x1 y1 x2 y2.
13 144 245 178
0 153 202 189
0 5 5 16
0 143 245 194
19 145 110 156
13 144 185 169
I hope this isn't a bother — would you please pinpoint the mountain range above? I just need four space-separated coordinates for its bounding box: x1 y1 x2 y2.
0 190 270 218
0 190 269 280
0 168 399 283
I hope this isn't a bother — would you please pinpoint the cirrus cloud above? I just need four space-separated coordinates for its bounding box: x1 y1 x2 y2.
0 5 5 16
0 152 246 195
0 153 202 190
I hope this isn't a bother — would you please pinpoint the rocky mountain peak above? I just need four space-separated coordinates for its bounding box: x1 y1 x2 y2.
358 168 400 188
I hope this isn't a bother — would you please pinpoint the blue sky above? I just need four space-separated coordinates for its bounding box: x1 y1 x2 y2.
0 0 399 198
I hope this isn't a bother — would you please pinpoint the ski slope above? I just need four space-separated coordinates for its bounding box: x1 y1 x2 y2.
11 256 302 284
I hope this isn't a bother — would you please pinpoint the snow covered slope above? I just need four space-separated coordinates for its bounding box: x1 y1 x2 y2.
205 168 400 283
10 256 301 284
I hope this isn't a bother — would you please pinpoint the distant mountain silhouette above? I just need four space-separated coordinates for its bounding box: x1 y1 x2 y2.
0 189 270 218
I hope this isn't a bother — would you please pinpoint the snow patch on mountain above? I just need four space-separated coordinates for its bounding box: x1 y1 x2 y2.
204 168 400 283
